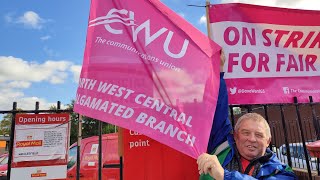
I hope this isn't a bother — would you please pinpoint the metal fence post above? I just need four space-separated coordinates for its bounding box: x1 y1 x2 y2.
309 96 320 140
7 102 17 180
309 96 320 176
280 104 293 168
294 97 312 180
77 114 82 180
57 101 61 110
120 156 123 180
98 120 102 180
263 105 273 150
229 105 235 128
35 101 39 113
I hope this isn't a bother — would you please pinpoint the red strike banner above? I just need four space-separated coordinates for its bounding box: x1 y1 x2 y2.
209 3 320 104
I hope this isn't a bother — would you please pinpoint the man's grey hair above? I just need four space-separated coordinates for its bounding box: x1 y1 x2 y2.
234 113 271 139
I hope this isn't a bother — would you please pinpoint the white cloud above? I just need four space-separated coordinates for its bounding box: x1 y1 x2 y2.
5 11 47 29
0 81 68 110
198 15 207 25
49 72 68 84
219 0 320 10
17 11 45 29
70 65 82 83
0 56 72 84
0 84 50 111
17 97 50 109
0 56 79 110
5 81 31 89
0 88 24 110
40 35 51 41
0 95 60 111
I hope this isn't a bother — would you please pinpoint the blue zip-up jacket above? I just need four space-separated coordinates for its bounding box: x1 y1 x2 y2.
203 73 297 180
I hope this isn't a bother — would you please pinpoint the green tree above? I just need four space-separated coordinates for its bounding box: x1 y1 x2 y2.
49 105 58 111
0 114 12 135
67 100 117 145
67 100 79 145
0 108 24 135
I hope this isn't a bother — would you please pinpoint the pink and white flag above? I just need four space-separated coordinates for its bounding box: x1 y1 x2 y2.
209 3 320 104
74 0 221 158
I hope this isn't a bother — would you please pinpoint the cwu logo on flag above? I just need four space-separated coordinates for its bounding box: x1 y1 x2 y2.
88 8 190 59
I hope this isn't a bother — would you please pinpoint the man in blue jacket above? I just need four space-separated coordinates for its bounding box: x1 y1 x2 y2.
197 52 297 180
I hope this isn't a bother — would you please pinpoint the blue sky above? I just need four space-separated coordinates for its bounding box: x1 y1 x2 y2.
0 0 320 111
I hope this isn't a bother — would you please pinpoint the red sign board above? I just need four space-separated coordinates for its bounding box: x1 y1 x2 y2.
122 128 198 180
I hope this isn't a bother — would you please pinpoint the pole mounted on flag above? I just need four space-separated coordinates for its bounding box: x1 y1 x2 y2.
205 0 213 39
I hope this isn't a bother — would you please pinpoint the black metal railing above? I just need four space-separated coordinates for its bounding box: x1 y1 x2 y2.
0 101 122 180
1 97 319 180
